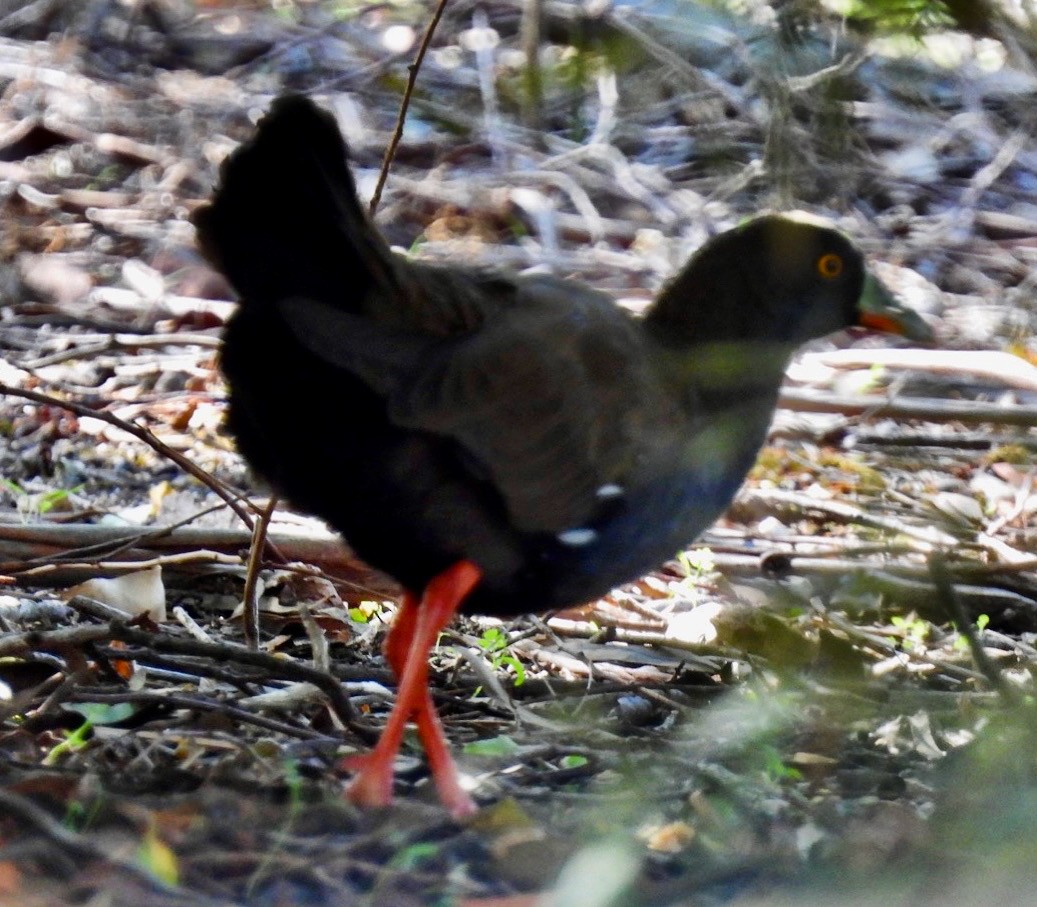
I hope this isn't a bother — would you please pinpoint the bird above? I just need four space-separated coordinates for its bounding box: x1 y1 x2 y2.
192 94 931 818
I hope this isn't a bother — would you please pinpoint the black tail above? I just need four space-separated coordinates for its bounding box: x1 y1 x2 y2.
192 95 399 312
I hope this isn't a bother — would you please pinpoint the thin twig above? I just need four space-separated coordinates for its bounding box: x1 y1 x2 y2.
242 494 279 649
8 501 236 570
0 621 360 731
368 0 450 215
68 687 333 740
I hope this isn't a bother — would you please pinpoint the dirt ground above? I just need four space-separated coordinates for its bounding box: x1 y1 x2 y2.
2 2 1037 905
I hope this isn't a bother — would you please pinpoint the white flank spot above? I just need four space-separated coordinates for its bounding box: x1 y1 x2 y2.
558 528 598 546
596 484 624 499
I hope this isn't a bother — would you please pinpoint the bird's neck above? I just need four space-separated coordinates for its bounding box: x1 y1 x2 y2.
646 255 764 345
647 329 800 411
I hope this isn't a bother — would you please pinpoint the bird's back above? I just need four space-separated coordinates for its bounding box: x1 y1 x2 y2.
195 97 834 616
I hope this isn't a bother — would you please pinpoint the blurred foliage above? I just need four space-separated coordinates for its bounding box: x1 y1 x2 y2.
784 0 1010 37
836 0 960 33
838 0 1003 36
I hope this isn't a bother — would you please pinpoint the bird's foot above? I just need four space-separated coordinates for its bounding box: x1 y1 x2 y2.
340 752 395 809
432 772 478 819
341 751 478 818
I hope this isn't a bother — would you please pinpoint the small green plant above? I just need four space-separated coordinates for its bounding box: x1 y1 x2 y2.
43 702 135 766
761 745 802 783
137 818 180 885
560 754 589 769
348 600 390 623
890 615 931 653
671 547 718 600
64 798 87 831
389 841 441 872
463 735 521 757
1 479 81 521
63 794 104 835
953 614 990 652
43 721 93 766
679 547 717 578
477 627 526 687
837 0 973 35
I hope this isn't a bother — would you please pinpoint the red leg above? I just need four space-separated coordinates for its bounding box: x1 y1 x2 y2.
344 561 482 817
340 593 421 809
381 595 460 801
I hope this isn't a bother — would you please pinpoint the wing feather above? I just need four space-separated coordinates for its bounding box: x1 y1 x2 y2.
275 271 676 533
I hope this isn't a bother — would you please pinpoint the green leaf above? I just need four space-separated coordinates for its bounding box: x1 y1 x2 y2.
1 479 24 497
762 745 802 782
137 824 179 886
67 702 136 725
479 627 508 653
463 735 521 757
498 654 527 687
389 842 440 871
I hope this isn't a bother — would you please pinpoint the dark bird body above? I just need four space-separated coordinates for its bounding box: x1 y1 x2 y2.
194 96 930 815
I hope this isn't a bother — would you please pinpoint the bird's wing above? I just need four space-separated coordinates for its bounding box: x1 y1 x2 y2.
275 272 675 534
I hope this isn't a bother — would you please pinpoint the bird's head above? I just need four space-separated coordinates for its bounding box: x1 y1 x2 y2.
647 213 932 347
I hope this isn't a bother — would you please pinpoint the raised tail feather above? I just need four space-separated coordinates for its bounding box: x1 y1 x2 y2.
192 95 400 313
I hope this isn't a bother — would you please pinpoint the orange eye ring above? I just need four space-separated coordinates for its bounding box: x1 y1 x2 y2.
817 253 843 279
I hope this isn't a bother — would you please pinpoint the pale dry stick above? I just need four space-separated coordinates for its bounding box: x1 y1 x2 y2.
12 501 238 570
851 428 1037 451
736 488 958 548
0 522 397 598
529 643 678 686
608 593 670 626
779 388 1037 428
414 237 636 273
11 551 238 583
960 127 1033 213
173 605 214 643
1 305 166 335
582 143 680 225
299 600 331 673
808 349 1037 393
881 484 1036 570
471 6 508 169
784 52 866 93
368 0 450 215
544 615 731 659
587 69 618 147
975 526 1037 568
23 330 220 370
513 170 606 242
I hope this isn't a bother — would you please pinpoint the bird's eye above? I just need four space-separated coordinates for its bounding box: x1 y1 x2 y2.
817 253 843 279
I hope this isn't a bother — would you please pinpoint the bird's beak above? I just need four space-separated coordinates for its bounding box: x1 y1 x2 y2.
857 273 933 342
